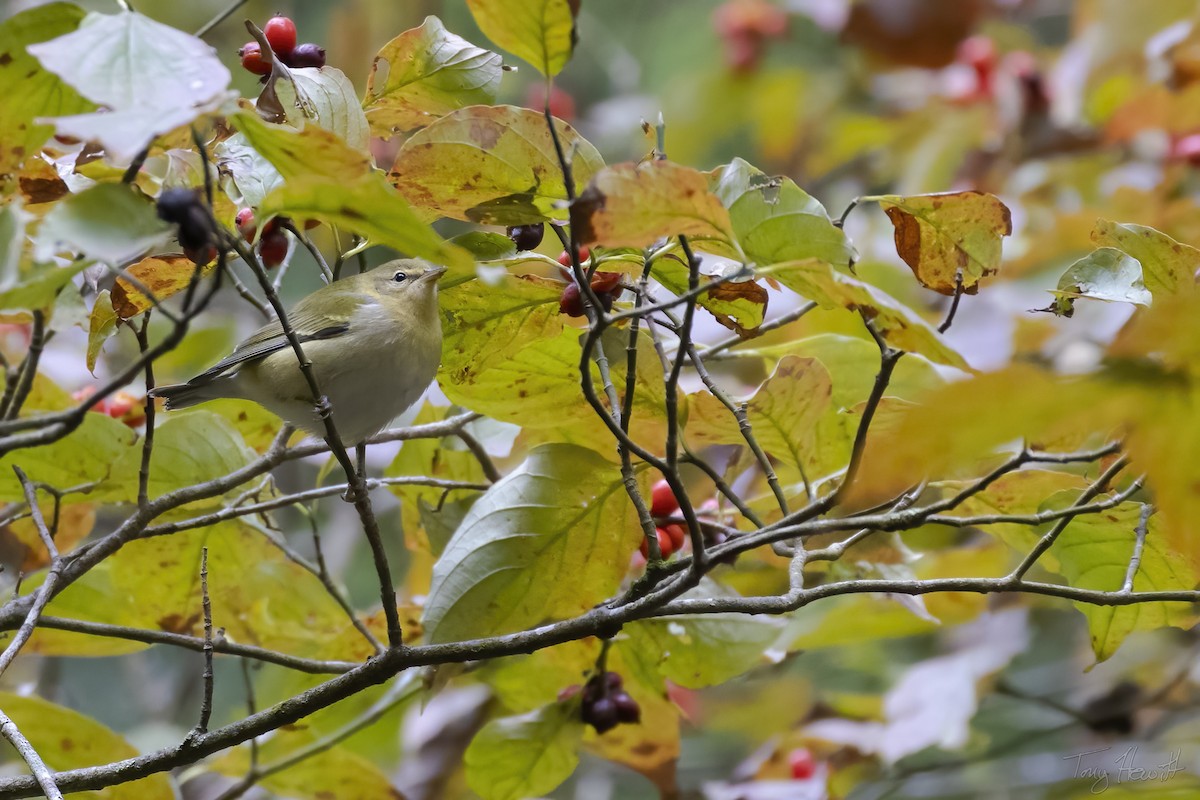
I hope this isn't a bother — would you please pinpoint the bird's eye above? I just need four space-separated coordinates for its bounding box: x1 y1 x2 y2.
392 271 408 283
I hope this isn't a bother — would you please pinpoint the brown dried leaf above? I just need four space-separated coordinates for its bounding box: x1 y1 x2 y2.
111 255 213 320
572 161 734 249
879 191 1012 296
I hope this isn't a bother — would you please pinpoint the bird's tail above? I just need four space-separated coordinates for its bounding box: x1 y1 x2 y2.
149 377 240 411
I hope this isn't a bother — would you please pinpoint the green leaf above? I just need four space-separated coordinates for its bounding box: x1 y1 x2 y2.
213 133 285 209
729 334 944 482
0 2 92 179
1046 499 1197 661
389 104 603 225
877 191 1012 296
464 702 584 800
572 160 735 249
1092 219 1200 299
423 443 640 643
763 259 969 370
714 157 856 267
364 16 503 136
466 0 578 78
86 288 118 373
439 273 564 383
213 729 402 800
1048 247 1153 316
229 111 373 183
0 692 173 800
688 355 833 474
0 412 137 500
98 410 255 506
626 584 785 688
32 182 171 266
258 173 473 272
652 257 767 333
27 10 231 162
449 231 517 261
0 262 87 314
0 200 27 283
24 522 363 659
386 402 488 553
941 470 1088 557
264 66 370 152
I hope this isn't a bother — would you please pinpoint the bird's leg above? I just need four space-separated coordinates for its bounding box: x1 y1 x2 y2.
341 441 367 503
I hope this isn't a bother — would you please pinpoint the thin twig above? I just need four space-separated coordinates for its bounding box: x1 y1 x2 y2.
0 710 62 800
134 314 155 509
195 0 249 38
189 548 215 738
2 312 46 422
938 271 965 333
1122 504 1153 593
455 429 501 483
0 468 62 679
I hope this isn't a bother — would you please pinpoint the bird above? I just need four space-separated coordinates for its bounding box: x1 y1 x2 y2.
151 259 446 444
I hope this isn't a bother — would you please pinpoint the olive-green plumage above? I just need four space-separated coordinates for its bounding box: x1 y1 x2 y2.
151 259 446 443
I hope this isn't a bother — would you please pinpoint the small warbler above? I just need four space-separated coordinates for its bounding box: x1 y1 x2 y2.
152 259 446 443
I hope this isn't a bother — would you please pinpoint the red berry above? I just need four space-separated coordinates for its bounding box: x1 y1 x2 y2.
1173 134 1200 165
239 42 271 76
559 282 584 317
259 231 288 268
589 271 621 294
263 16 297 56
525 83 577 122
789 748 817 780
650 479 680 517
73 388 146 428
661 524 686 550
235 208 256 242
638 527 675 559
286 42 326 69
183 243 217 266
557 246 591 267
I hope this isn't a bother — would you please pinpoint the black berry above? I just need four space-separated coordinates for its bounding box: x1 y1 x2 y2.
507 223 544 251
582 696 620 734
157 189 214 253
286 43 326 69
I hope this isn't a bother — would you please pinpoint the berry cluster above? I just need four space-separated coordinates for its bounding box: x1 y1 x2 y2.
239 16 326 77
72 387 146 429
579 671 640 734
235 209 289 269
156 188 217 266
641 479 686 558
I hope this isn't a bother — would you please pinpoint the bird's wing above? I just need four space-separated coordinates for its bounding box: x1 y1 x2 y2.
185 293 371 385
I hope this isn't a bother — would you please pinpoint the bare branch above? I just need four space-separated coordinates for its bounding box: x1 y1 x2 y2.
0 710 62 800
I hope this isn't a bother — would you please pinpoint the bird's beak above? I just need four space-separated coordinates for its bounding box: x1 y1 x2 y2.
421 266 448 283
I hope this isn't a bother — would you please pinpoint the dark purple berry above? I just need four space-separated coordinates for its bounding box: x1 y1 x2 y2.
603 671 623 690
157 188 214 253
506 223 545 251
583 696 620 734
612 691 641 724
286 43 326 68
